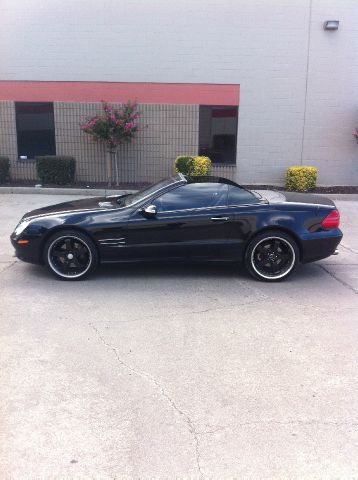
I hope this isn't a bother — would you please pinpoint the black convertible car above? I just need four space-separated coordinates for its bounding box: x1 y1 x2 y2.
11 174 342 281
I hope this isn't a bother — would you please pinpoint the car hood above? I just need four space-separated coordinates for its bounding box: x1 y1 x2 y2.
253 190 335 207
22 195 124 220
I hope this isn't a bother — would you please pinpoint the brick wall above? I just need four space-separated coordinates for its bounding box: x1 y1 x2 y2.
55 102 199 184
0 100 237 184
0 101 17 163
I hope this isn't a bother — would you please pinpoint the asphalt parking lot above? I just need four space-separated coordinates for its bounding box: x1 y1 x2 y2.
1 193 358 478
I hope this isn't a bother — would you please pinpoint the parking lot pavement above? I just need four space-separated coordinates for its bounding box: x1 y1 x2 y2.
0 193 358 479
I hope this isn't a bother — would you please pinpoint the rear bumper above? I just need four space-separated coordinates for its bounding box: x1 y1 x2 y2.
300 230 343 263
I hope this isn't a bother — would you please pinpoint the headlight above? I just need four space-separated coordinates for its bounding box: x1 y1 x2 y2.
14 219 31 236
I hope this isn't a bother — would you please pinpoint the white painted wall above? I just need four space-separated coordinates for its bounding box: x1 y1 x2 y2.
0 0 357 185
302 0 358 186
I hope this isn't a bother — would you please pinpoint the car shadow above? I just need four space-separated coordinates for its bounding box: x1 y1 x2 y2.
24 259 328 285
90 260 329 283
98 261 250 280
25 260 251 281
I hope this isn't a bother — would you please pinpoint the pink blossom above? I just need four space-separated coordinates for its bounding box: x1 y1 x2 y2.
125 121 134 130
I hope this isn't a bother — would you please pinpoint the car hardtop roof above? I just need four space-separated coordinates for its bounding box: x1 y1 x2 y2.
183 175 241 188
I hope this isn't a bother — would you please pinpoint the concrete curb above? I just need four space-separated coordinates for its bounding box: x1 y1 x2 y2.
316 193 358 201
0 186 357 201
0 186 136 196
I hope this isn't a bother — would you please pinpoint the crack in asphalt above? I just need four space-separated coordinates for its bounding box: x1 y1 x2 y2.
192 419 358 438
322 263 358 266
197 426 226 436
340 243 358 255
318 264 358 295
89 297 269 326
273 296 358 313
0 260 18 274
225 419 358 429
89 322 205 479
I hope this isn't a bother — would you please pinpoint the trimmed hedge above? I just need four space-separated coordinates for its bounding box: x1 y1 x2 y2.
286 166 317 192
0 156 10 184
174 155 211 176
36 156 76 185
192 156 212 175
174 156 194 176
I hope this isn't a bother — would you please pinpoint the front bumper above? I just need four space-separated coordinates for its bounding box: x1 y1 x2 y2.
10 234 43 264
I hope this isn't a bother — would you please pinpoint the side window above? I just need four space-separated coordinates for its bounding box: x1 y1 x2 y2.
228 185 258 205
153 183 228 212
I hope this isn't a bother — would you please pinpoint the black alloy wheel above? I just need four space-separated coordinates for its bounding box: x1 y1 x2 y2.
245 230 298 281
44 230 98 280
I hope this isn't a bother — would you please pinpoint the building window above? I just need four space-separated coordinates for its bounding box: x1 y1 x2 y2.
15 102 56 159
199 105 238 165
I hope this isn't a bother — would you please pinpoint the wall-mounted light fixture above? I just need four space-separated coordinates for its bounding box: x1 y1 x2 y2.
323 20 339 31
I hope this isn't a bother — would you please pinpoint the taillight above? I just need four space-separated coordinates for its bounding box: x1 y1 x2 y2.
321 209 340 229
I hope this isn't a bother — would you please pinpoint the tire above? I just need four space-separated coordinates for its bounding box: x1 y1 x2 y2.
245 230 299 282
44 230 99 280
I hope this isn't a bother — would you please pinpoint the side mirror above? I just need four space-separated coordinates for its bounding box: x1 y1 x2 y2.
141 204 157 218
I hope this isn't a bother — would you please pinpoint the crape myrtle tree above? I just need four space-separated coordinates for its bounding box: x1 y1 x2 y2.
80 101 141 186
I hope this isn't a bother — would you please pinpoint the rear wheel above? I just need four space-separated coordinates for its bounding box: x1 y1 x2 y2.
245 230 298 281
44 230 98 280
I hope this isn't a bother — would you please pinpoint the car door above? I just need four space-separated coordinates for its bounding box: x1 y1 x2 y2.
123 182 238 260
227 184 266 259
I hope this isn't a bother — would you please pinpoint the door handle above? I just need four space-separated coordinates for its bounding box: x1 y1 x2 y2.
210 216 230 222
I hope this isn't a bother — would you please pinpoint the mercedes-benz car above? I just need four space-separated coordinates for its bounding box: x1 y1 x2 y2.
11 174 342 281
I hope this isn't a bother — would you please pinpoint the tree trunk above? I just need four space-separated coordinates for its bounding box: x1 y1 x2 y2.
106 150 113 187
114 150 120 186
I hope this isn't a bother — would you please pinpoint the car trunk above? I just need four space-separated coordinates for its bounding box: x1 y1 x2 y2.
253 190 335 207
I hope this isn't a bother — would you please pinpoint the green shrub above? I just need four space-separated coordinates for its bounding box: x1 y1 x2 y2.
0 156 10 184
36 156 76 185
191 156 211 175
174 155 211 176
285 166 317 192
174 156 195 175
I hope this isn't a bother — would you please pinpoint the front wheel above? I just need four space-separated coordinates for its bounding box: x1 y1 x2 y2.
245 230 299 281
44 230 99 280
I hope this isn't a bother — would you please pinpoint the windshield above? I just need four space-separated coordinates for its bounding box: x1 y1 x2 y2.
118 175 184 207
